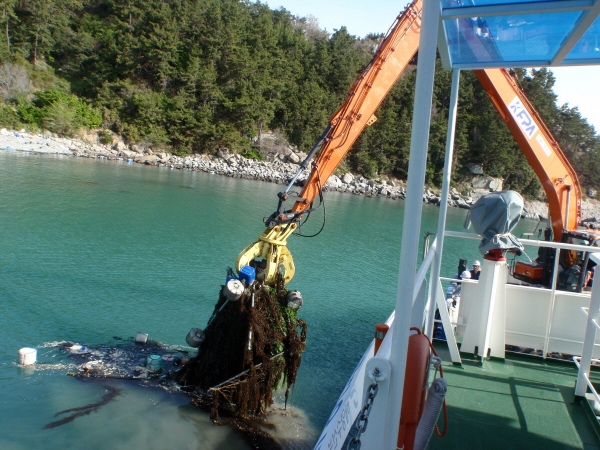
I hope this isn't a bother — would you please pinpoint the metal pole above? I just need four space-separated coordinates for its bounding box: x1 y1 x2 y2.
564 185 571 234
425 69 462 338
385 0 440 447
543 248 562 358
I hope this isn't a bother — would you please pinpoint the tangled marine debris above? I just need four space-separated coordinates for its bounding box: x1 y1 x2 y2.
36 339 191 430
175 272 307 422
61 339 191 383
38 340 293 448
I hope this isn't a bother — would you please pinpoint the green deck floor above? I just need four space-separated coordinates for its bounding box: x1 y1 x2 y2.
427 343 600 449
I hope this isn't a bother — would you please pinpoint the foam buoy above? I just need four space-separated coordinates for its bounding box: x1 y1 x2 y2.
186 328 205 348
225 279 244 301
286 290 303 310
135 332 148 344
18 348 37 365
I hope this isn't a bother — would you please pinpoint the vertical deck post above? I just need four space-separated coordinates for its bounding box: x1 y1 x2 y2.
543 248 562 358
576 254 600 397
384 0 440 448
425 69 461 339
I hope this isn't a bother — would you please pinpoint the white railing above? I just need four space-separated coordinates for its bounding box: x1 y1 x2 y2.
575 253 600 400
443 231 600 359
314 234 440 450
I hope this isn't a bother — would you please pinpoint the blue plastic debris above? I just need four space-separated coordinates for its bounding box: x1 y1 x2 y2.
238 265 256 285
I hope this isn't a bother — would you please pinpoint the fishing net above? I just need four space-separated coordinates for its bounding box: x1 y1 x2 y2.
175 272 307 421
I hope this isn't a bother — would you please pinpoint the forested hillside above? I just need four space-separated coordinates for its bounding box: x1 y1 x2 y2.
0 0 599 196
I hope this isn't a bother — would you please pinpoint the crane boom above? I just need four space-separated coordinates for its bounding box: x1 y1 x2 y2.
290 2 422 214
237 0 582 285
473 69 581 241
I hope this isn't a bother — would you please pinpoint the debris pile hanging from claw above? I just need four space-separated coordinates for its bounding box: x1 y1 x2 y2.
175 272 307 421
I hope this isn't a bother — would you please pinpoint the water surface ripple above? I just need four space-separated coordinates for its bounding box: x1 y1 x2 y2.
0 151 522 449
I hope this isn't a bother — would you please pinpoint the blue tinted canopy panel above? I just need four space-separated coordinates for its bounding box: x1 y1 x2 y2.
438 0 600 69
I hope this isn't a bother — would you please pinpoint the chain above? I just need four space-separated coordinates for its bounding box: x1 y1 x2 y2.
347 368 380 450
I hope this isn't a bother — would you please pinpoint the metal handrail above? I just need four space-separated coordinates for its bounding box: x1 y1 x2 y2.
573 356 600 404
414 238 437 305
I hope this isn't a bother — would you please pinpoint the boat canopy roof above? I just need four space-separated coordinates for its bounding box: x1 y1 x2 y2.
437 0 600 69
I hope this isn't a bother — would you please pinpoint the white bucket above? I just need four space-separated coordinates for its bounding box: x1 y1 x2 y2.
18 348 37 365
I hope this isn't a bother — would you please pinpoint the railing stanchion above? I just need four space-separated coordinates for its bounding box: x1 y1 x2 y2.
576 254 600 397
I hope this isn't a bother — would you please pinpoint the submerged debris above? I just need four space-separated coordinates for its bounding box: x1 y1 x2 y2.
35 270 308 437
37 340 294 447
175 273 307 421
43 383 121 429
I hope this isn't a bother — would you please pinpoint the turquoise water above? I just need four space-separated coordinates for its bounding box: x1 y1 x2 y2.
0 151 527 448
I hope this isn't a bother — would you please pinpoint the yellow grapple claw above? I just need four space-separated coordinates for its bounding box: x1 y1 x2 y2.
236 224 297 285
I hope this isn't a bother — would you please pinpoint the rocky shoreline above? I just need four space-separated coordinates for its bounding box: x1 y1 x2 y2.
2 128 600 223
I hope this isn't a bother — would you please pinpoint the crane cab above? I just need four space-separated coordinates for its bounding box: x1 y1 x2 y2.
511 228 600 291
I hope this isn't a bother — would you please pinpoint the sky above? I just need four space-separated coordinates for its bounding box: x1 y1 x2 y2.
265 0 600 133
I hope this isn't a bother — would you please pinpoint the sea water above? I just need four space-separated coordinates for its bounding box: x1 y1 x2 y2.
0 151 536 449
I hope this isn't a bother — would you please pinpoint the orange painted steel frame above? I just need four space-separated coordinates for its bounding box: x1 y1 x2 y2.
290 0 581 242
374 323 390 355
474 69 581 240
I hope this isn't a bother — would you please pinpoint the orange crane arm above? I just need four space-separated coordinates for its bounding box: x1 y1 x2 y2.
451 13 581 240
291 1 580 240
237 0 582 284
473 69 581 240
291 1 423 213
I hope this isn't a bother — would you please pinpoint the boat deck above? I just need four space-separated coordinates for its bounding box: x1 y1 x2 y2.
428 343 600 450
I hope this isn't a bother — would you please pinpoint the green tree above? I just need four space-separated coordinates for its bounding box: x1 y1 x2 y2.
0 0 17 59
16 0 82 64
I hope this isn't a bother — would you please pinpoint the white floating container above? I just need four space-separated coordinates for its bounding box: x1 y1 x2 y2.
225 279 244 301
135 332 148 344
18 348 37 365
186 328 205 348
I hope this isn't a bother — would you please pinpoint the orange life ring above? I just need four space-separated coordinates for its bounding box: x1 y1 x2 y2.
397 329 431 450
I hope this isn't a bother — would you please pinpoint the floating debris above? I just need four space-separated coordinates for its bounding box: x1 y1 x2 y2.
175 272 307 421
28 339 193 392
28 330 312 449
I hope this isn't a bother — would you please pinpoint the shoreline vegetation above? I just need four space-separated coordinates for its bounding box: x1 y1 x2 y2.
2 127 600 224
1 0 599 207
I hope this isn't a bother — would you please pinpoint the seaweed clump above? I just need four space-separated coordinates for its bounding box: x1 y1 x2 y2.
175 273 307 421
